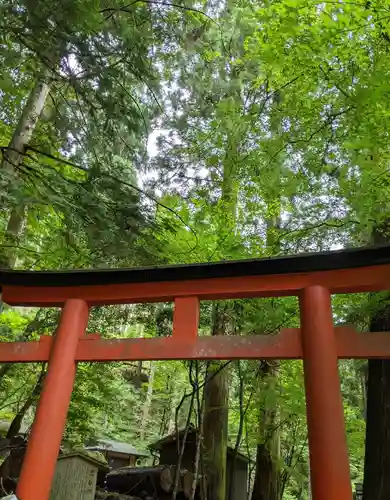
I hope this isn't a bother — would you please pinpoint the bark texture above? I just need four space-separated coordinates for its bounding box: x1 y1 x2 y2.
363 304 390 500
1 74 51 268
251 187 281 500
202 361 229 500
202 303 230 500
251 361 280 500
363 225 390 500
201 127 237 500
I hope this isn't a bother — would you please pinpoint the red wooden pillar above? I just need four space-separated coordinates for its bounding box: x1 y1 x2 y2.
172 297 199 341
17 299 89 500
300 286 352 500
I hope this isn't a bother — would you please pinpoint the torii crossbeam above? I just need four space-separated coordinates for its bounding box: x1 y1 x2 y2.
1 244 390 500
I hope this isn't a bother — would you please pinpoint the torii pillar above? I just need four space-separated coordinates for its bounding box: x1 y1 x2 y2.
300 286 352 500
16 299 89 500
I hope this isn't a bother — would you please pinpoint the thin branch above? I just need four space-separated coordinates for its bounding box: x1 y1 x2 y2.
19 145 199 250
280 218 360 241
101 0 216 25
319 64 350 99
269 106 353 162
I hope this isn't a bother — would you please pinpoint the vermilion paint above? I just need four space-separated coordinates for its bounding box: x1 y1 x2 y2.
172 296 199 340
3 263 390 306
6 259 390 500
300 286 353 500
16 299 89 500
0 327 389 364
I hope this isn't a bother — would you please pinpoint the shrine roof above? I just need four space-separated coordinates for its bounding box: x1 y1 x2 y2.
1 244 389 288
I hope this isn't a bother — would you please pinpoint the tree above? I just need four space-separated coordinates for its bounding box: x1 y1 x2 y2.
242 2 390 498
0 0 168 270
2 2 389 499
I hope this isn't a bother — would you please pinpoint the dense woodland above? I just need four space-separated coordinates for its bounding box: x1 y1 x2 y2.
0 0 390 499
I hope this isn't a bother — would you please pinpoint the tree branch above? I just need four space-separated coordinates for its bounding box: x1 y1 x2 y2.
101 0 215 25
9 145 199 251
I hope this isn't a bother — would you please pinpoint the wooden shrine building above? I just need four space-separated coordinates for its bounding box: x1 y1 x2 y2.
86 439 148 469
150 427 248 500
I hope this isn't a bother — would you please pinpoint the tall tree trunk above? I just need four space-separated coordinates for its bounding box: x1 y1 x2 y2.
202 154 237 500
192 385 205 500
140 362 156 441
0 73 51 269
168 377 179 434
363 299 390 499
134 324 145 389
251 361 280 500
228 361 244 500
363 226 390 500
251 192 281 500
307 468 312 500
7 365 46 439
360 363 368 420
362 310 390 500
203 304 230 500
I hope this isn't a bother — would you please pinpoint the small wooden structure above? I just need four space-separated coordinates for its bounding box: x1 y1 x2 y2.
86 439 148 470
150 428 248 500
50 451 107 500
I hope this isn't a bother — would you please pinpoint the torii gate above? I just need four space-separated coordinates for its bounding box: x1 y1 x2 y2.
1 245 390 500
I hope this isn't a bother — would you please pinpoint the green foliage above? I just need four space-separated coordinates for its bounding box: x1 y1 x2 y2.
1 0 389 498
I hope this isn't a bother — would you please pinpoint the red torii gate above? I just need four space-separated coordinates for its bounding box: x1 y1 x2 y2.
1 245 390 500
